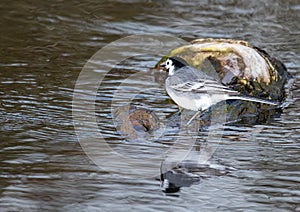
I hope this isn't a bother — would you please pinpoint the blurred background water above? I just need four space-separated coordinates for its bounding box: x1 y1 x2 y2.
0 0 299 211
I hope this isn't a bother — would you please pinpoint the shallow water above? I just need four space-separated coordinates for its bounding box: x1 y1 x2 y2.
1 0 299 211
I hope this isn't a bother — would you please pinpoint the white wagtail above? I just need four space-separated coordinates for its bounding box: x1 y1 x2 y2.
160 57 279 124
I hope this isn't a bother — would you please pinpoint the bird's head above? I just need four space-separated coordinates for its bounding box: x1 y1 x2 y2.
160 57 188 76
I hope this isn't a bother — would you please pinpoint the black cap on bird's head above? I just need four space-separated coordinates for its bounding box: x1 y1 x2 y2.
160 56 188 75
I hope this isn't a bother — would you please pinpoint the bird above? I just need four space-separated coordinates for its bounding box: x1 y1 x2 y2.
160 57 279 124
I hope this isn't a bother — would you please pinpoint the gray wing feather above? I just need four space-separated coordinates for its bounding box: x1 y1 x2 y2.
170 77 238 95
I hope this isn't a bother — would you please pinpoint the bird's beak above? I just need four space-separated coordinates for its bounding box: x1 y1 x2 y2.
160 61 166 68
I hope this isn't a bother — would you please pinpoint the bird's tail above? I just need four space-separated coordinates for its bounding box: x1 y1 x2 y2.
227 95 279 106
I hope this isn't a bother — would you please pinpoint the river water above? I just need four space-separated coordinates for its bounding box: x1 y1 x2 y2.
1 0 299 211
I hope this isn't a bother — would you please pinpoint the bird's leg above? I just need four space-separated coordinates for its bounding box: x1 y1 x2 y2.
178 107 184 115
187 110 202 125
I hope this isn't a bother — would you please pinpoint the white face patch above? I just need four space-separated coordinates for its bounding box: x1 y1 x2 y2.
165 59 175 75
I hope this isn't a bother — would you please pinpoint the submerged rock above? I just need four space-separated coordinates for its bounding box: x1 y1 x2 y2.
113 105 160 141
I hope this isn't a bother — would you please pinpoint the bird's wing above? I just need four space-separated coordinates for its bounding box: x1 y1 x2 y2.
171 79 238 95
169 66 239 95
202 79 239 94
171 81 205 92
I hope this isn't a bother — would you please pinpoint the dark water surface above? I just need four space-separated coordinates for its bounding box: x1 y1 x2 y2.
1 0 299 211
